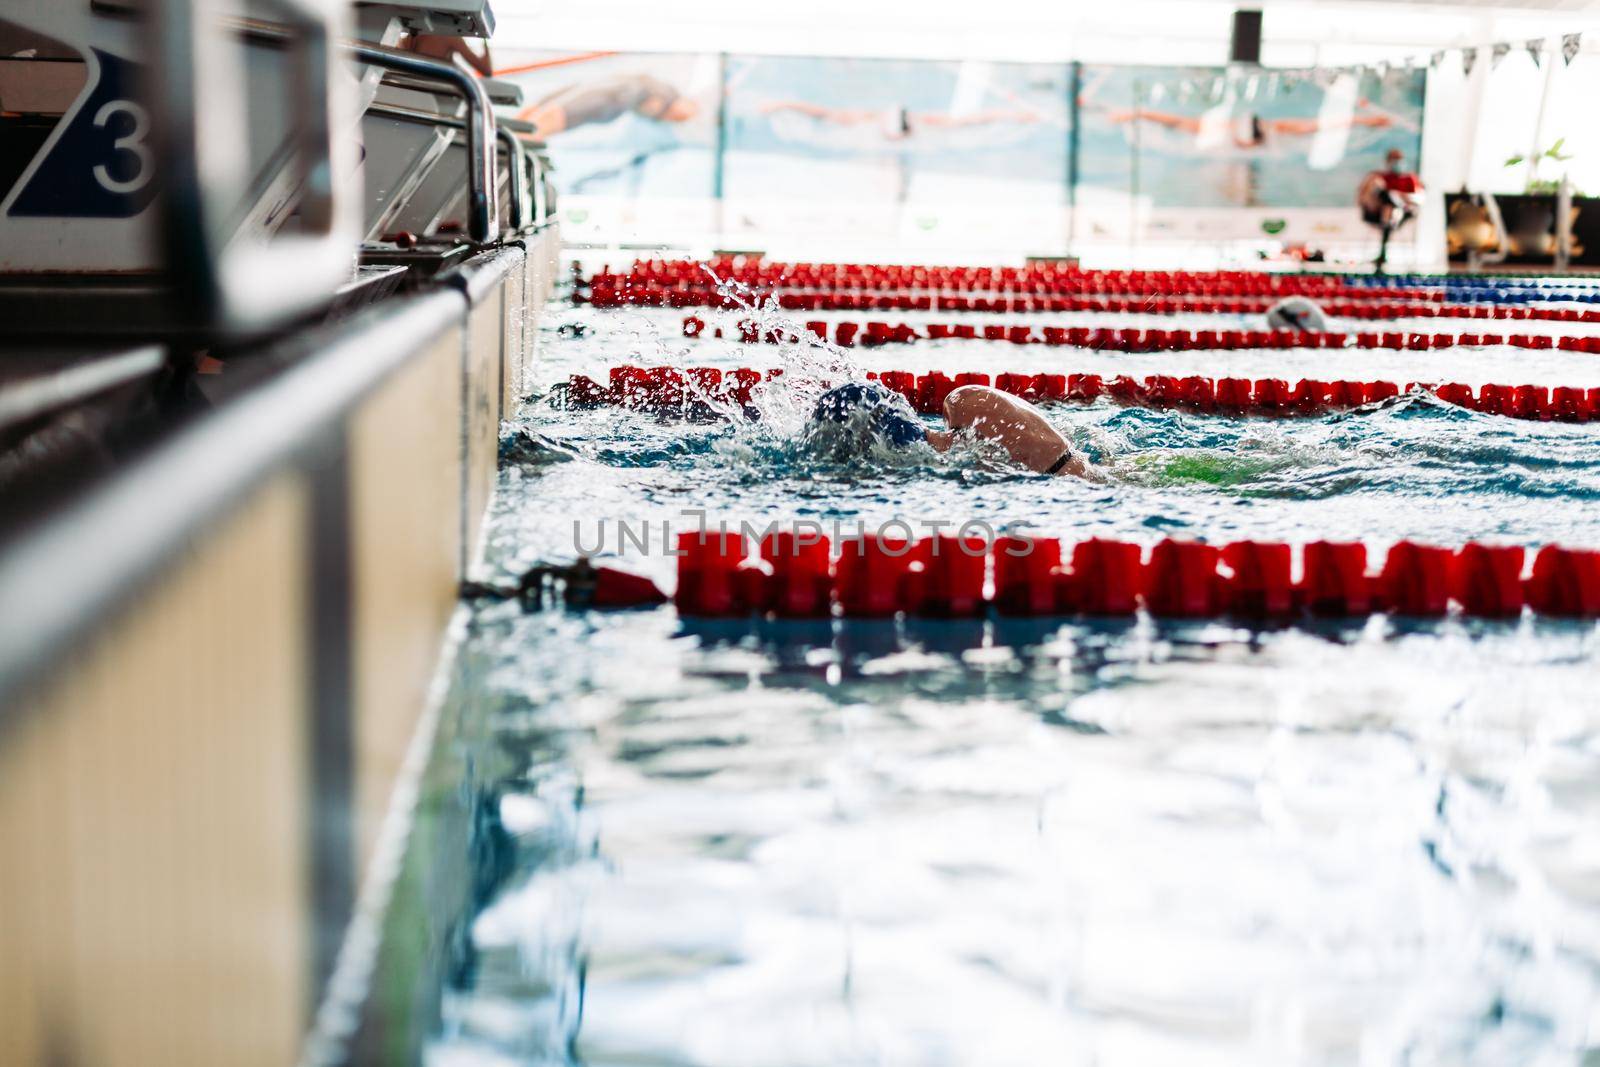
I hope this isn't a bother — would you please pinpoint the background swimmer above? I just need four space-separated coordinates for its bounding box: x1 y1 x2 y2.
1264 296 1330 332
808 381 1091 478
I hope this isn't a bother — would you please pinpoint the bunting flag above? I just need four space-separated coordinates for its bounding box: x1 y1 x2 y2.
1088 38 1575 107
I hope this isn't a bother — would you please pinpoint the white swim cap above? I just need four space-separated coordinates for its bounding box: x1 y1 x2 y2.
1264 296 1329 332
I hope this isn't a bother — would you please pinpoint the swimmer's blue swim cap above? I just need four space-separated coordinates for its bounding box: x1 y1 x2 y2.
812 381 926 448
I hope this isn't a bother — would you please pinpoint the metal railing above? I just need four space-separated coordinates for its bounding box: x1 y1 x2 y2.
236 19 501 245
148 0 361 336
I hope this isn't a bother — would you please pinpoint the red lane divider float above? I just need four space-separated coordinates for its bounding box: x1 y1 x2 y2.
674 531 1600 619
585 283 1600 326
679 314 1600 354
566 365 1600 422
585 259 1456 302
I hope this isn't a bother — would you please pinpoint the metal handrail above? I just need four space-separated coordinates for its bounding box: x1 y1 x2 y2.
528 153 546 227
348 45 498 243
151 0 360 336
496 125 530 232
240 20 500 244
358 100 529 236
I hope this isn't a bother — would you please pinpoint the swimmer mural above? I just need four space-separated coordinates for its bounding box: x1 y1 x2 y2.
496 50 1427 252
1072 64 1423 245
499 51 722 242
719 55 1070 250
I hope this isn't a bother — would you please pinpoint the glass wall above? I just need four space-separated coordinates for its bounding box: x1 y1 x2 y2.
498 51 1427 253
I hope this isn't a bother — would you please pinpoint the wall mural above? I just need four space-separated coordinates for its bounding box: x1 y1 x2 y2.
498 51 1427 251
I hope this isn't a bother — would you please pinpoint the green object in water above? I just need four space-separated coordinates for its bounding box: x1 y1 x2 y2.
1154 453 1271 486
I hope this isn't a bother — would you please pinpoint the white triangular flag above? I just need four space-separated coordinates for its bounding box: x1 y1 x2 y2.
1462 48 1477 76
1491 42 1510 69
1527 39 1544 67
1429 51 1444 69
1563 33 1582 65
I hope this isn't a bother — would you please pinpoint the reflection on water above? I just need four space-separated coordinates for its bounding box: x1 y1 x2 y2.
428 304 1600 1067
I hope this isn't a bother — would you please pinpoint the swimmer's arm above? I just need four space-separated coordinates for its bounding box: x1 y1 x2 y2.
1273 114 1392 136
1116 108 1199 132
757 100 873 124
1265 117 1322 136
940 386 1086 477
916 109 1042 128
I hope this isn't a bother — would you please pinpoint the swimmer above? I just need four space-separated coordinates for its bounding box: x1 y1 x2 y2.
809 381 1090 478
1264 295 1329 332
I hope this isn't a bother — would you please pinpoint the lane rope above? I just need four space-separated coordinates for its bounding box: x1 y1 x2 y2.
585 285 1600 324
670 530 1600 619
563 365 1600 422
583 259 1600 305
678 314 1600 355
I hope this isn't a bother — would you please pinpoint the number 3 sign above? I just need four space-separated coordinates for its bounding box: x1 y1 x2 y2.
9 48 160 218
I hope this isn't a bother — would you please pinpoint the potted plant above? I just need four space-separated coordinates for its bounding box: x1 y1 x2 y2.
1496 140 1584 260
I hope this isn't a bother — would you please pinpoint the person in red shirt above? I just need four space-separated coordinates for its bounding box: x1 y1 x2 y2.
1358 148 1424 272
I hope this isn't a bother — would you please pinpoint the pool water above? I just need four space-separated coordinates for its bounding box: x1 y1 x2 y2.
427 293 1600 1067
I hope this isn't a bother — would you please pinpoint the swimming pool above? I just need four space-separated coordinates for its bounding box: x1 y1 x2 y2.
426 273 1600 1066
